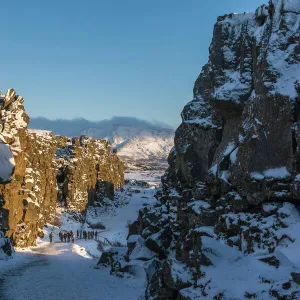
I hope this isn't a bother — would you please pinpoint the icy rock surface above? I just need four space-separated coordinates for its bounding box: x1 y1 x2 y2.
124 1 300 299
165 0 300 205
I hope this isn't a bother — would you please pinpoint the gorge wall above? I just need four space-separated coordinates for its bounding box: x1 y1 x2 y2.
0 89 124 250
166 0 300 203
121 1 300 299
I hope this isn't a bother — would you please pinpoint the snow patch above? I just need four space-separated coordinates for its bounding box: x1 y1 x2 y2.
251 167 291 180
0 139 15 182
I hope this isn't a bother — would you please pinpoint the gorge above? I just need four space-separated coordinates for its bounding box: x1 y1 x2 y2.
0 89 124 249
118 0 300 299
1 0 300 300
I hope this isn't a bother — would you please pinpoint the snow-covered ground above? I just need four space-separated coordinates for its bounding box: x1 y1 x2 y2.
124 170 163 184
0 171 160 300
0 242 146 300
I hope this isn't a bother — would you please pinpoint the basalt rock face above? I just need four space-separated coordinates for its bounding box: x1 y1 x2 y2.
125 1 300 299
56 135 124 210
0 92 57 248
0 89 32 248
166 0 300 204
0 89 124 251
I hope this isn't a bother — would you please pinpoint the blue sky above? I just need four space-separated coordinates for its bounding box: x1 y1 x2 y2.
0 0 264 127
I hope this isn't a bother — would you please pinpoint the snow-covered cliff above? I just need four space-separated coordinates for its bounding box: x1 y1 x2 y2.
119 1 300 298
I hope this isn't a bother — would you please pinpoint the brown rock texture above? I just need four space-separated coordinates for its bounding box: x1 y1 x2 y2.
18 130 58 247
56 135 124 211
0 89 124 249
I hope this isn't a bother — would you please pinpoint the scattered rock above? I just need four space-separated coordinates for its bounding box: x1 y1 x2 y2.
291 272 300 285
259 256 280 269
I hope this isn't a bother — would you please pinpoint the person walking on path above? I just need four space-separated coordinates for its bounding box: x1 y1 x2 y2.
77 230 79 239
80 230 82 239
49 232 53 243
64 233 67 242
95 231 98 240
71 232 75 243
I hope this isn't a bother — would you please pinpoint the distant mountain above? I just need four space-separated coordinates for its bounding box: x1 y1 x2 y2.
29 116 175 170
80 125 175 170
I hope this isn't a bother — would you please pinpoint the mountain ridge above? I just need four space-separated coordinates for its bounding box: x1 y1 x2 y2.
80 124 175 170
29 117 175 170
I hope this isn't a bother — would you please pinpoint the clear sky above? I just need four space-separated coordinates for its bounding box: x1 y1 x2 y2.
0 0 264 127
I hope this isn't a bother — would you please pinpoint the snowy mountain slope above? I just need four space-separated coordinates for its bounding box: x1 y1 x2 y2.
29 117 175 171
80 125 175 170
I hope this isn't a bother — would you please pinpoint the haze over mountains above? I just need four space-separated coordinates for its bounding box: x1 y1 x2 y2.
29 116 175 170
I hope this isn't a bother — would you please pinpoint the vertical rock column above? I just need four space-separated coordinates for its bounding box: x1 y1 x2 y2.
56 135 124 211
0 89 30 246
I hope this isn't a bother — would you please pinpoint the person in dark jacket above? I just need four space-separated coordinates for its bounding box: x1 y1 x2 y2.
49 232 53 243
59 231 64 242
95 231 98 240
77 230 79 239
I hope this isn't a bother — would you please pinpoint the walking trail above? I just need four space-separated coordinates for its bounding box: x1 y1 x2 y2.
0 242 145 300
0 171 159 300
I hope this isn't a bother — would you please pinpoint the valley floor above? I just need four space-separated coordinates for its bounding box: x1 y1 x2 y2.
0 242 144 300
0 171 160 300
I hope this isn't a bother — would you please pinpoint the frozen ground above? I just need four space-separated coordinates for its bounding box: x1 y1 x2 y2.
124 170 163 184
0 242 146 300
0 171 159 300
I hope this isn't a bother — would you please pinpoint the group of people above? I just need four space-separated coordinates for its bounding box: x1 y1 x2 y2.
49 229 99 243
76 230 98 241
59 231 75 243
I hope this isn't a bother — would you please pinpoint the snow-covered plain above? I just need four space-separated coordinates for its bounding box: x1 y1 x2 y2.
0 171 159 300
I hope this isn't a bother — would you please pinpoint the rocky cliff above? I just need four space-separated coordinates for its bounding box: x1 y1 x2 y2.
120 1 300 299
166 0 300 203
56 135 124 210
0 89 124 252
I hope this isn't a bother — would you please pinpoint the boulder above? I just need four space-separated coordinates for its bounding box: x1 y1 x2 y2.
291 272 300 285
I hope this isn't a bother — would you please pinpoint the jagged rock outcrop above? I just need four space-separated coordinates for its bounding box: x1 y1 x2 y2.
56 135 124 210
17 130 58 247
0 89 124 251
124 1 300 299
0 89 31 248
166 0 300 205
